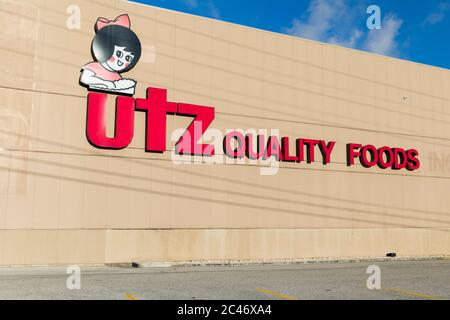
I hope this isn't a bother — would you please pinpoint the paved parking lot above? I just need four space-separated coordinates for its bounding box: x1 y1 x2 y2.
0 259 448 300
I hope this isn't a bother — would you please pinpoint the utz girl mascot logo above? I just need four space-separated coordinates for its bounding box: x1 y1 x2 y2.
79 14 141 95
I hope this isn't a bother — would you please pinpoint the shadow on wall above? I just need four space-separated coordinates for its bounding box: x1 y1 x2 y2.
0 110 30 195
0 129 449 231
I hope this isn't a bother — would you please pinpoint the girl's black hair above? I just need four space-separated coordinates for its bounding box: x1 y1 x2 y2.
91 25 141 73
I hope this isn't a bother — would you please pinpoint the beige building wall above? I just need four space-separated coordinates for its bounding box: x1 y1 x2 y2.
0 0 449 265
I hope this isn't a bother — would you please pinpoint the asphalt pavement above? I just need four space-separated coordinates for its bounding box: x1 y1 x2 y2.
0 259 448 300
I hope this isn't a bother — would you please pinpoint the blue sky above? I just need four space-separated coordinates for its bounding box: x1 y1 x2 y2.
130 0 450 70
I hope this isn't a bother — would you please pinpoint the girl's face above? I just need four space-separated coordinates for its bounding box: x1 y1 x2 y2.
106 45 134 72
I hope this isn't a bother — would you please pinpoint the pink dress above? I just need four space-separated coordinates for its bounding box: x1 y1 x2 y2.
82 62 122 81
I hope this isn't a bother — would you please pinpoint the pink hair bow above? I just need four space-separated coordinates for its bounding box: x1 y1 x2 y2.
95 14 131 32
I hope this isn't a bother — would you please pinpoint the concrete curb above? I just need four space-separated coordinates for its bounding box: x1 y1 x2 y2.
129 255 450 268
1 255 447 269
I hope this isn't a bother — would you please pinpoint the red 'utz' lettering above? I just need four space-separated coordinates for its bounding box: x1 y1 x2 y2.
136 87 177 153
86 92 135 150
175 103 215 156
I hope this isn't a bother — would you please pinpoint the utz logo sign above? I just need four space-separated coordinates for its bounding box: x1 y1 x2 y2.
79 14 215 156
79 14 420 173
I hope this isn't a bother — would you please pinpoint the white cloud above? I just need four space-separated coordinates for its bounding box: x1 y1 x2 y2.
363 14 403 57
180 0 199 8
179 0 220 19
283 0 347 42
283 0 404 58
206 0 221 19
424 2 450 25
328 29 363 48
